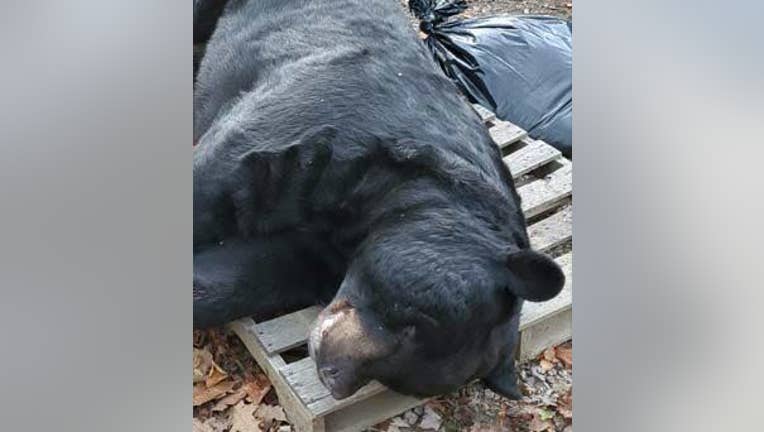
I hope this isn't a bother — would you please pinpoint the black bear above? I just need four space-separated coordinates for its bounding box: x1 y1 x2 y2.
193 0 230 79
193 0 565 400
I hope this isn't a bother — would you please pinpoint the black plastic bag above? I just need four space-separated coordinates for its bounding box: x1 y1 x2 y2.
409 0 572 157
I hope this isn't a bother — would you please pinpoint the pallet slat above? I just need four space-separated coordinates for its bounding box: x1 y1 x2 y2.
489 120 528 149
281 358 387 416
504 138 562 179
519 308 572 361
255 306 322 355
228 318 321 432
518 159 573 219
528 205 573 253
473 104 496 123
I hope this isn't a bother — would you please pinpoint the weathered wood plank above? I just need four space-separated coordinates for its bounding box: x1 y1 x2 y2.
489 120 528 149
255 306 321 355
473 104 496 123
519 308 572 361
504 139 562 179
528 205 573 254
520 253 572 330
228 319 322 432
518 159 573 219
280 357 387 417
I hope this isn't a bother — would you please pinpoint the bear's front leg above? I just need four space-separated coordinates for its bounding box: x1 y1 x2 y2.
483 313 524 400
193 232 343 328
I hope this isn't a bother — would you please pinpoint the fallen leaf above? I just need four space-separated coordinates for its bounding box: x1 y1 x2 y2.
230 401 262 432
193 418 212 432
254 404 287 423
539 359 555 372
242 374 272 405
194 415 232 432
557 390 573 419
529 414 554 432
538 408 554 421
506 401 538 419
194 348 214 383
495 405 510 430
193 379 236 406
542 347 558 363
206 361 229 387
212 388 248 412
556 346 573 368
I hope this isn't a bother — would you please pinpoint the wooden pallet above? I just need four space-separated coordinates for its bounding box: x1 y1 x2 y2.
229 106 572 432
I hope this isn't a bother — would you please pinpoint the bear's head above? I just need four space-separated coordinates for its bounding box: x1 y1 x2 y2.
308 211 564 399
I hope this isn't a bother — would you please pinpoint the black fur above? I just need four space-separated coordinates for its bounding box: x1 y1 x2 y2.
193 0 564 399
194 0 229 45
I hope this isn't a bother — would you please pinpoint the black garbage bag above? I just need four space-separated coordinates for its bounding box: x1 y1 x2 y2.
409 0 572 157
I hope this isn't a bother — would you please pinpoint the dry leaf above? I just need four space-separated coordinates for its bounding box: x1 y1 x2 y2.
254 404 287 423
193 418 213 432
557 390 573 419
206 361 229 387
242 374 272 405
194 416 232 432
230 401 263 432
542 347 558 363
556 346 573 368
539 359 555 372
495 405 509 430
212 388 248 412
193 379 236 406
529 414 554 432
194 348 214 383
506 401 538 418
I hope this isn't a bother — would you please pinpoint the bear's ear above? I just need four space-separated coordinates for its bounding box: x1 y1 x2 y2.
504 250 565 302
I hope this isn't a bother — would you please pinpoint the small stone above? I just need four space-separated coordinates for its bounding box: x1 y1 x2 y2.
523 8 530 14
403 410 419 425
419 406 442 430
413 406 424 416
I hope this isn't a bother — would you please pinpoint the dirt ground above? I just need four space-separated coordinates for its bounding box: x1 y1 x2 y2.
193 2 573 431
193 328 572 432
462 0 571 20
